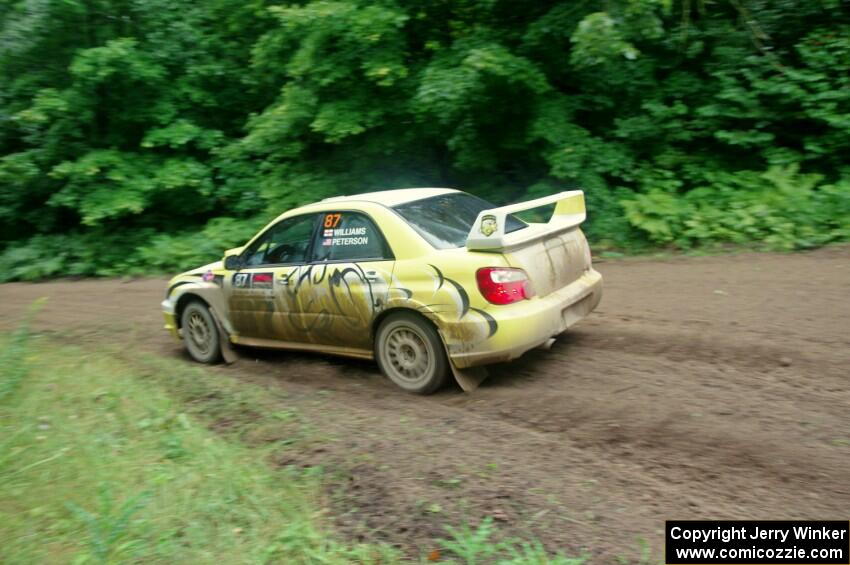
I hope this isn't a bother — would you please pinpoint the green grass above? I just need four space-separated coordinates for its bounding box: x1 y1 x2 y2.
437 517 586 565
0 330 394 564
0 321 592 564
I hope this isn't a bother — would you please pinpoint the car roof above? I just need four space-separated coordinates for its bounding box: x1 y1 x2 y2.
320 187 459 207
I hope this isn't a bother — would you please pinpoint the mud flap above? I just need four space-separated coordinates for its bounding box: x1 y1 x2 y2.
437 331 488 392
209 308 239 364
450 363 488 392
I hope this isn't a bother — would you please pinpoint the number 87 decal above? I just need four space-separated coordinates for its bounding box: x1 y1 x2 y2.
324 213 341 228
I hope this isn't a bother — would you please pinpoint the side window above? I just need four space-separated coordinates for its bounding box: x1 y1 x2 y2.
310 211 391 262
242 214 317 267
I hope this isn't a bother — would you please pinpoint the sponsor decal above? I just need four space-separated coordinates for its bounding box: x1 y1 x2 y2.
321 213 370 245
322 224 370 246
232 272 274 289
480 214 498 237
252 272 273 289
328 236 368 246
202 269 214 282
332 226 367 236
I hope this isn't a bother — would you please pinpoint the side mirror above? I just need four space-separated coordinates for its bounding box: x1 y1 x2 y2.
223 246 245 271
223 254 243 270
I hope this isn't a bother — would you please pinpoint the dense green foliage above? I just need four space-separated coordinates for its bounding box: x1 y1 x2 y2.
1 0 848 279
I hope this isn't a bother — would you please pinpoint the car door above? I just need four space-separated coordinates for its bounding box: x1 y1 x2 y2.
225 213 319 340
295 210 395 350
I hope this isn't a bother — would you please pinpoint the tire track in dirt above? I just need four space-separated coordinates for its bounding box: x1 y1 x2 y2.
1 246 848 562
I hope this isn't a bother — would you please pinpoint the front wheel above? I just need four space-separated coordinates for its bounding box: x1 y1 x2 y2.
375 312 448 394
181 301 222 364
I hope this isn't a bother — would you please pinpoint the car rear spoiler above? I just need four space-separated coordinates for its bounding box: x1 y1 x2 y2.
466 190 586 252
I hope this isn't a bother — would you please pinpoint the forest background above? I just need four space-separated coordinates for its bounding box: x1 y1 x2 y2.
1 0 848 280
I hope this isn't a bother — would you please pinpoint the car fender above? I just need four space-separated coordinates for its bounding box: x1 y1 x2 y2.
385 268 497 358
168 280 234 336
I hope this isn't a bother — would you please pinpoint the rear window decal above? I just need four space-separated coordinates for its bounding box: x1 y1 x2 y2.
333 226 367 237
324 225 369 246
328 236 369 246
323 213 342 228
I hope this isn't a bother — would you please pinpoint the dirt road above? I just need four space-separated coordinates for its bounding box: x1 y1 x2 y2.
2 247 849 562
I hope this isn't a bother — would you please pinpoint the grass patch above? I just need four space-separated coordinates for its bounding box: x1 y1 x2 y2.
0 325 591 564
0 332 393 564
437 517 586 564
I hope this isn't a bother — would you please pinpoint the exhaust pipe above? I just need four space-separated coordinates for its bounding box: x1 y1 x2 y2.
537 338 556 351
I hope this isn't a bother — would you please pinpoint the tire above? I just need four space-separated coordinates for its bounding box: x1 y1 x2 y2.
181 301 222 364
375 312 448 394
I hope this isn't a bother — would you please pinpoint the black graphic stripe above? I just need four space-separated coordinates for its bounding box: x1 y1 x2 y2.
311 263 328 284
353 262 375 310
470 307 498 338
296 265 313 290
428 264 444 290
328 267 367 329
166 279 198 298
444 277 470 318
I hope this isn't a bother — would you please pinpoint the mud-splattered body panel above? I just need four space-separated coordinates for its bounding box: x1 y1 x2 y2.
226 262 392 350
162 188 602 370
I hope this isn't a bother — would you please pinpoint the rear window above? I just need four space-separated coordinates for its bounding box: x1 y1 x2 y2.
310 211 392 262
392 193 527 249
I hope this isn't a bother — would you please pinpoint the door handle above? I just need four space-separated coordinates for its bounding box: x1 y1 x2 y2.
364 270 379 282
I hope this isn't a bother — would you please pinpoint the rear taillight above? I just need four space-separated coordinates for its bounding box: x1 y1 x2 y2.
476 267 534 305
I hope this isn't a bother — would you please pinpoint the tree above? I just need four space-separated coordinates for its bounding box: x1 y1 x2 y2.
1 0 848 279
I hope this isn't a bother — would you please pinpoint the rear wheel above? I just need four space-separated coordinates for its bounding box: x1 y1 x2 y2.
181 301 221 364
375 312 448 394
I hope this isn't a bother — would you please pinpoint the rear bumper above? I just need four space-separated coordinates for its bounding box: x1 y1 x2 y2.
449 268 602 368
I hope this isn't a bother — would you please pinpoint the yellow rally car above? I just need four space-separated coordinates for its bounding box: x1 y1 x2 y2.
162 188 602 393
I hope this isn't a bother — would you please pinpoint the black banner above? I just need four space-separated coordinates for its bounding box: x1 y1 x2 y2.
666 521 849 564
